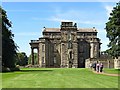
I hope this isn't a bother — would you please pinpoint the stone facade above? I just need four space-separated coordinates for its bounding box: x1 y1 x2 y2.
30 22 101 68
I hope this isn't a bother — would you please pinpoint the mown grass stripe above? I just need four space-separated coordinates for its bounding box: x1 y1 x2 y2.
2 68 118 88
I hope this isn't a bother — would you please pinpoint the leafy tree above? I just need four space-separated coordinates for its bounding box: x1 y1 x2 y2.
1 7 18 68
16 52 28 66
28 53 38 64
105 2 120 58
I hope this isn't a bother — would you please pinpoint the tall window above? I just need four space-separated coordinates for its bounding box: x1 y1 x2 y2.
69 51 72 59
68 31 71 41
68 41 72 49
42 57 44 64
54 57 56 64
42 44 44 52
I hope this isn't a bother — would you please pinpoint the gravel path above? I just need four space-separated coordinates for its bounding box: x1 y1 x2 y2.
92 70 120 76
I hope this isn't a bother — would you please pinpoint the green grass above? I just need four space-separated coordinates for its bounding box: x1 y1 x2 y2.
103 68 120 74
2 68 119 88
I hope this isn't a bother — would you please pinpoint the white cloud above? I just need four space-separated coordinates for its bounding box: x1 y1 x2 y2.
50 10 82 21
104 5 113 17
78 21 104 25
48 9 104 26
48 17 77 23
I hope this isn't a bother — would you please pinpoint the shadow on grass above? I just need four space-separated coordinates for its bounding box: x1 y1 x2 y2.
19 69 53 72
1 69 53 73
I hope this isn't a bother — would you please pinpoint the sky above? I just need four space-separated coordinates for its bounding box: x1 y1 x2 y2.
2 1 117 56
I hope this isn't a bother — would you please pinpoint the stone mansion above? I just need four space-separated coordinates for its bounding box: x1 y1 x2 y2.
30 22 101 68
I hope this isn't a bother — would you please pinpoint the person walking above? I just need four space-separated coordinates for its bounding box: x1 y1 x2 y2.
92 62 96 71
100 63 103 72
96 63 100 72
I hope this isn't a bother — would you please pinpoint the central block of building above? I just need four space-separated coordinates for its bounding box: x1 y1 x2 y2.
30 22 101 68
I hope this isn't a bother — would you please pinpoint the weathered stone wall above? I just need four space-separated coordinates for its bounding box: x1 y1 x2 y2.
72 42 78 68
38 39 45 67
114 57 120 69
61 43 68 68
45 39 49 67
52 39 61 67
48 40 54 67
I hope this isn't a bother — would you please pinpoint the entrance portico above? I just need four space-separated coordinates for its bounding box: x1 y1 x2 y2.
29 40 39 65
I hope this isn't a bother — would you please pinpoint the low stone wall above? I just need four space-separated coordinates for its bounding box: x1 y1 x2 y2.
85 58 114 68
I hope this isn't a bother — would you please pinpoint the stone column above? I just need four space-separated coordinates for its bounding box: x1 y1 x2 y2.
37 47 39 65
94 44 97 58
90 42 94 58
60 43 63 68
31 47 34 65
72 42 78 68
60 43 67 68
94 42 100 58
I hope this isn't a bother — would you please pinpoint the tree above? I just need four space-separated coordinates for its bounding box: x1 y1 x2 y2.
28 53 38 64
1 7 18 68
105 2 120 58
16 52 28 66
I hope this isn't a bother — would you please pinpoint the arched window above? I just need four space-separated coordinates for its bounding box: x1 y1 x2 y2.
69 51 72 59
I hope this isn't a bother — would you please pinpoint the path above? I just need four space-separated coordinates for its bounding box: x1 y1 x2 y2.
92 70 120 76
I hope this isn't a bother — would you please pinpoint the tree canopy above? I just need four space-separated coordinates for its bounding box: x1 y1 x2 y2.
105 2 120 58
16 52 28 66
1 7 18 68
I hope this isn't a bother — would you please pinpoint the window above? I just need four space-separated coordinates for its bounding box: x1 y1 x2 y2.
54 57 56 64
42 44 44 52
69 51 72 59
68 41 72 49
68 31 71 41
42 57 44 64
87 33 91 36
93 33 97 36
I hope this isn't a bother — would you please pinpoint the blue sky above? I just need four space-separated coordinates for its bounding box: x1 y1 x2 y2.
2 2 117 56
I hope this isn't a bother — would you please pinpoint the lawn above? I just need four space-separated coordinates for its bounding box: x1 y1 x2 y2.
103 68 120 74
2 68 119 88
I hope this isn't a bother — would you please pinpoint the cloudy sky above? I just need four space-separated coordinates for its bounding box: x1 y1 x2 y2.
2 1 118 56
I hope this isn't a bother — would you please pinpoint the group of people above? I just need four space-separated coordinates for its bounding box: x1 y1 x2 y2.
90 62 103 73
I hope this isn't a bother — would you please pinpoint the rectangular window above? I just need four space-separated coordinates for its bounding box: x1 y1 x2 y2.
42 57 44 64
87 33 91 36
54 57 56 64
42 44 44 52
69 51 72 59
93 33 97 36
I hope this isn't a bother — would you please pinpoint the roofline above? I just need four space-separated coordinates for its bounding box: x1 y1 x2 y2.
43 28 98 33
